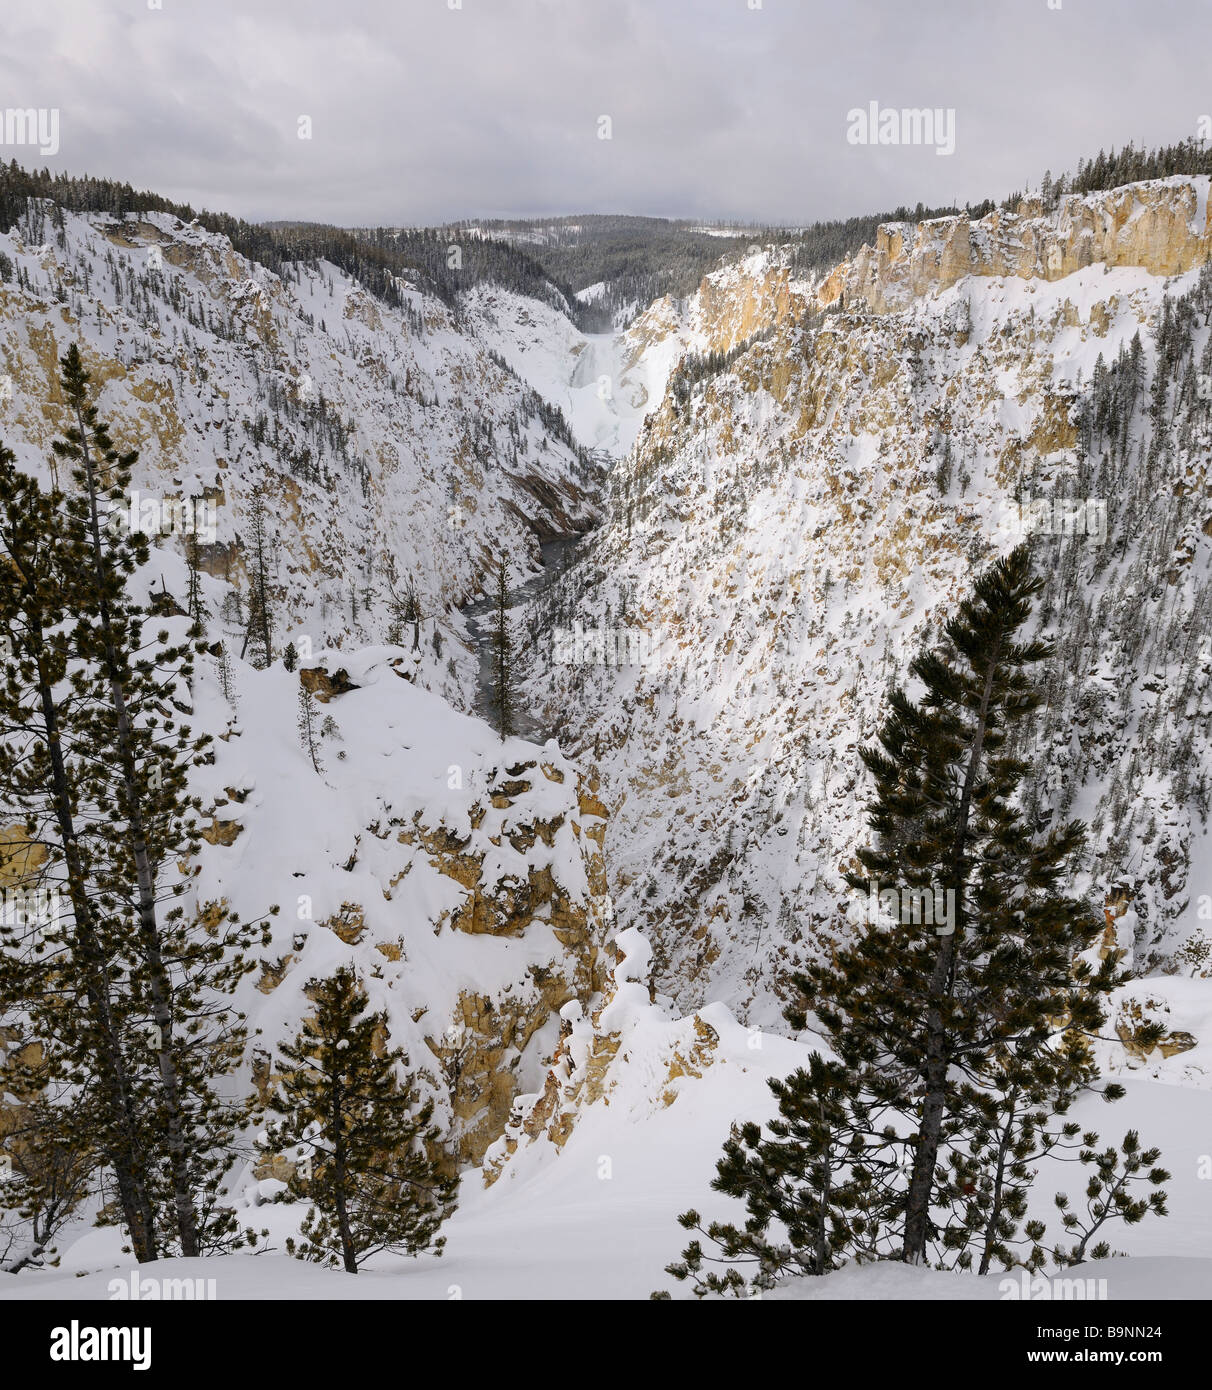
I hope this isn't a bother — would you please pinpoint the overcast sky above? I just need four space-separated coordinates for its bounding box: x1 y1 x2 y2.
1 0 1207 228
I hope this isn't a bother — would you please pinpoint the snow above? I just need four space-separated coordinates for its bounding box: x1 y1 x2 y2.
771 1256 1212 1301
9 1250 1212 1302
0 203 600 712
3 1031 1208 1299
460 283 680 457
528 182 1212 1023
0 177 1210 1302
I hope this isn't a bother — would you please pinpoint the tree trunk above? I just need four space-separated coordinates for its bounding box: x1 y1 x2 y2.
75 406 199 1257
31 639 157 1260
978 1087 1019 1276
331 1077 357 1273
902 634 1003 1264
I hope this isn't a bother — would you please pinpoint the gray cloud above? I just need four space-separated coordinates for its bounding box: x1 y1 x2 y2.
0 0 1206 226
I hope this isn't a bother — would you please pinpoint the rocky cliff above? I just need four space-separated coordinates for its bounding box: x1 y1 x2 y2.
0 203 600 710
820 177 1212 314
526 177 1212 1054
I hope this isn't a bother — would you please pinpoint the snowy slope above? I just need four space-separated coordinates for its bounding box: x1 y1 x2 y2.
525 180 1212 1038
460 283 676 458
1 178 1210 1301
0 203 601 709
177 565 613 1169
4 938 1209 1299
460 248 812 461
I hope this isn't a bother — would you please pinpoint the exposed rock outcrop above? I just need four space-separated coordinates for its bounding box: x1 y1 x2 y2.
819 178 1212 315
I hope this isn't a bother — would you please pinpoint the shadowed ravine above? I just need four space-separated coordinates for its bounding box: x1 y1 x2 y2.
460 535 584 741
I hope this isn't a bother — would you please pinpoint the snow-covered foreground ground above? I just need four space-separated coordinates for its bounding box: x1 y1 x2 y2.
4 1039 1209 1300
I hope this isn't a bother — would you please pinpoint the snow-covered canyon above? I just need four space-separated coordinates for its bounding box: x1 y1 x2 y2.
1 174 1211 1300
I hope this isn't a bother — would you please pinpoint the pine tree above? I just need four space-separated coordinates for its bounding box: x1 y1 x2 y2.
663 1055 898 1295
266 967 456 1273
665 545 1155 1290
1052 1130 1170 1265
797 543 1119 1265
404 582 422 651
941 1035 1125 1273
0 349 273 1260
0 439 158 1259
216 639 236 705
184 517 207 630
54 343 221 1256
297 683 323 774
0 1081 95 1273
239 485 273 667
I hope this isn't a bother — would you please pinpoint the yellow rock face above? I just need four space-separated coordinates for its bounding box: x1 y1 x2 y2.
258 761 613 1168
821 181 1212 317
427 972 578 1163
659 1014 720 1106
694 262 808 355
298 666 359 702
1115 997 1198 1062
0 827 47 889
199 818 242 847
256 953 296 994
482 936 721 1186
320 902 367 945
252 1152 298 1184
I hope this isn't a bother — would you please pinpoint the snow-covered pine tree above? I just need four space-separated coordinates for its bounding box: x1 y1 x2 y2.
55 344 211 1256
0 1085 95 1273
216 638 237 704
797 543 1123 1265
184 514 207 630
239 484 274 668
665 545 1162 1290
50 346 272 1257
297 682 323 774
662 1054 897 1296
0 440 157 1260
266 966 456 1273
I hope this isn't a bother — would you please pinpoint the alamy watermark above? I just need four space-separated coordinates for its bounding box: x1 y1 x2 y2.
846 102 955 157
49 1322 151 1370
1000 497 1107 545
106 491 218 544
999 1269 1108 1301
850 880 957 935
0 886 60 935
108 1270 216 1301
553 621 661 670
0 108 59 158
